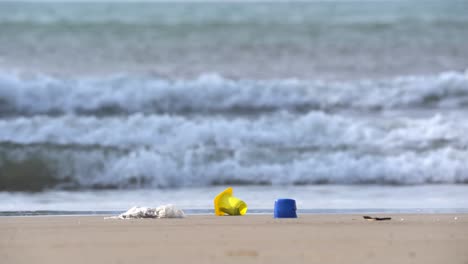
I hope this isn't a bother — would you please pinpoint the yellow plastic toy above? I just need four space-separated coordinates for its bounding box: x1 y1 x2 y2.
214 187 248 216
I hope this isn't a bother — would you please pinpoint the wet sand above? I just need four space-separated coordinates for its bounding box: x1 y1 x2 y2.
1 214 467 264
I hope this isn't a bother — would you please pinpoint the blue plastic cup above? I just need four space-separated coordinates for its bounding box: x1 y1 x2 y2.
274 198 297 218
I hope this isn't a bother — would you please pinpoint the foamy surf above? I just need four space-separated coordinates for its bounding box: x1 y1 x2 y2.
1 111 467 191
1 72 467 116
1 1 468 216
105 205 185 219
1 70 468 191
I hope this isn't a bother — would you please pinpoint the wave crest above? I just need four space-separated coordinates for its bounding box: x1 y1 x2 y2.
1 112 468 191
1 72 468 116
1 142 467 191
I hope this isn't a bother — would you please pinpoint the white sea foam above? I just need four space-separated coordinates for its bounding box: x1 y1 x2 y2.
105 205 185 219
1 71 468 189
1 143 467 189
0 112 467 189
1 72 468 116
1 112 467 151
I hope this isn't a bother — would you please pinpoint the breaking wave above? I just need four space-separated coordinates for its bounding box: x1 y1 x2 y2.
1 112 467 191
1 72 468 116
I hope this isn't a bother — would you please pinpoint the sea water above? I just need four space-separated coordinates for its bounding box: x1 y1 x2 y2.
1 0 468 214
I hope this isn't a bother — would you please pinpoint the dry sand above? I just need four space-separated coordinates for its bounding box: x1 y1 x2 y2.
1 214 467 264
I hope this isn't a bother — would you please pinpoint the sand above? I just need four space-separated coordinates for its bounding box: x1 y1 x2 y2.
1 214 467 264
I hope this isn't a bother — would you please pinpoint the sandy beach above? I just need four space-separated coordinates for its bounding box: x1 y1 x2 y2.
1 214 467 264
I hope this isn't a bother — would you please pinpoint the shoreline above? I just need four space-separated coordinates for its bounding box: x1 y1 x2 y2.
1 214 467 264
2 208 468 217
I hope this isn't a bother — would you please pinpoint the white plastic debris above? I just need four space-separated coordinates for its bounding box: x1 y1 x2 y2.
105 204 185 219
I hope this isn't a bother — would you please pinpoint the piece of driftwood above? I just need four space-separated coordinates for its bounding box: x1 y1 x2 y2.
363 215 392 221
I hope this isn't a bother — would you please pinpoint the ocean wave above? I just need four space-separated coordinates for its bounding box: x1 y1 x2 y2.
1 141 467 191
1 112 467 151
0 112 467 191
1 72 468 116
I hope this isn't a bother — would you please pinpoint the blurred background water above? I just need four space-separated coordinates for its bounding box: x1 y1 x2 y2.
0 0 467 213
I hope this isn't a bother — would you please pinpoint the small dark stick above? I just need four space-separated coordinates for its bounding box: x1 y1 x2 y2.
363 215 392 221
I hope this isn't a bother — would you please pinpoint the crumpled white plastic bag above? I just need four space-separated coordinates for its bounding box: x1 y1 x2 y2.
105 204 185 219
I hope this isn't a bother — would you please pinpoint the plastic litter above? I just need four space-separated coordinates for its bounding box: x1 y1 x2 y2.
105 204 185 219
274 198 297 218
214 187 247 216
